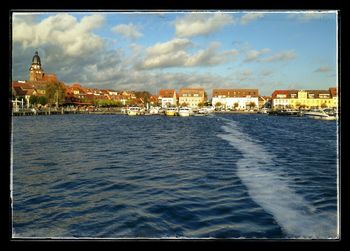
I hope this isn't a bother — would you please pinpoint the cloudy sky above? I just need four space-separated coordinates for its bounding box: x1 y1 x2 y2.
12 11 337 96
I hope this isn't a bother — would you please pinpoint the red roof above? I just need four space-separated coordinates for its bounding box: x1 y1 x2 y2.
12 82 34 89
212 88 259 98
12 86 27 96
159 89 176 98
271 90 294 99
272 89 336 99
329 87 337 97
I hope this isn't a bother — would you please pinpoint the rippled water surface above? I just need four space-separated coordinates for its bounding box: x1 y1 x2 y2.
12 114 338 238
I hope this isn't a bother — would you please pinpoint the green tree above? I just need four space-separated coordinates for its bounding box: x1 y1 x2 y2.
215 102 222 108
30 95 48 105
198 102 204 108
95 99 120 107
247 102 256 109
234 103 239 109
45 82 66 107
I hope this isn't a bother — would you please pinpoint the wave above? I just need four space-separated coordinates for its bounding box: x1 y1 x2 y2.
217 117 338 239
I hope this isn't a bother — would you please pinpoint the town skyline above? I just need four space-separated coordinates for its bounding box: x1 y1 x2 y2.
12 11 338 96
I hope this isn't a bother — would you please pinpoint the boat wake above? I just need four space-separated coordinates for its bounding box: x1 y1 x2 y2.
216 117 338 239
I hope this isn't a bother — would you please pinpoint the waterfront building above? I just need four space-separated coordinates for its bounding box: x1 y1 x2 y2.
66 83 87 100
212 89 259 110
159 89 177 108
178 88 205 108
271 88 337 109
12 81 47 107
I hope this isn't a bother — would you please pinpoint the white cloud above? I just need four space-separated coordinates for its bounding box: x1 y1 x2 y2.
186 42 238 67
259 50 297 62
175 13 235 37
141 39 238 69
240 13 265 25
146 38 192 55
111 23 143 39
143 51 189 69
13 13 105 57
244 48 271 62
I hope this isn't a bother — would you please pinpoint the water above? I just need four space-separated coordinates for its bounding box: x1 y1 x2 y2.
11 114 338 239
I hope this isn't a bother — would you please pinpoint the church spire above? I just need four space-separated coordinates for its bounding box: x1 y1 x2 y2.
31 50 41 66
29 50 44 81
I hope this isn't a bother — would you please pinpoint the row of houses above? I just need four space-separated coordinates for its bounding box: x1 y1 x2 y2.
158 87 338 110
158 88 207 108
12 79 337 110
271 88 337 109
12 80 153 107
158 88 265 110
65 83 140 105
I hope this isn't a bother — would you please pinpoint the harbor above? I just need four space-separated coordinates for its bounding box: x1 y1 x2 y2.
12 106 338 121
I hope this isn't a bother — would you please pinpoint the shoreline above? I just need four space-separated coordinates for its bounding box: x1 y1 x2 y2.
12 110 259 117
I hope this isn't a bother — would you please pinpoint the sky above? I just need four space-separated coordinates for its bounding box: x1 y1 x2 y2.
12 11 338 96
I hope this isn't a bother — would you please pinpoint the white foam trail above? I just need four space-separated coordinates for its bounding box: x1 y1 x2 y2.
217 118 338 239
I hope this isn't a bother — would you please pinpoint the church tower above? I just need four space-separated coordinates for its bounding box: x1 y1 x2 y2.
29 51 44 81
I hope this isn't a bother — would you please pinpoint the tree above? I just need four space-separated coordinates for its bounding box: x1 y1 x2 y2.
134 91 151 104
30 95 48 105
45 82 66 107
234 102 239 110
181 102 188 107
204 101 211 107
198 102 204 108
321 103 328 108
215 102 222 108
248 102 256 108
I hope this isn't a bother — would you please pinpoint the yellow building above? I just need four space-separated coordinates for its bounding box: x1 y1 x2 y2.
272 88 337 109
178 88 205 108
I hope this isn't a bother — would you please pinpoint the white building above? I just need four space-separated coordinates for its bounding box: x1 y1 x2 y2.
211 89 259 110
158 89 177 108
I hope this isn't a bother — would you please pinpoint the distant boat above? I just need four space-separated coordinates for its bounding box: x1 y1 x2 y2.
274 109 300 116
165 107 178 116
148 106 160 115
197 107 211 115
178 107 193 117
200 106 215 114
127 106 142 116
302 109 337 120
258 108 270 114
